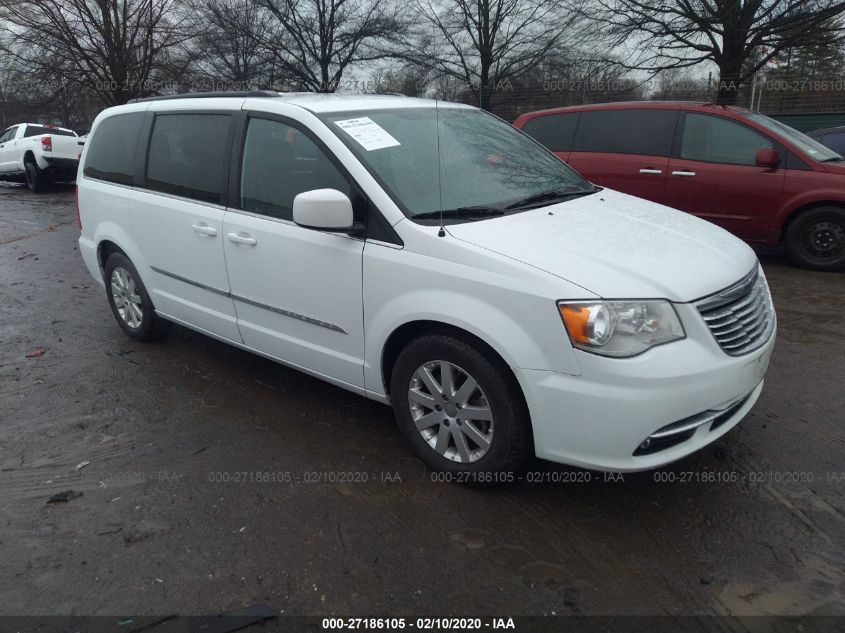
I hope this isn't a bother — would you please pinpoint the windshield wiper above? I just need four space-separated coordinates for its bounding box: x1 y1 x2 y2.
505 186 598 210
821 156 844 162
413 206 505 220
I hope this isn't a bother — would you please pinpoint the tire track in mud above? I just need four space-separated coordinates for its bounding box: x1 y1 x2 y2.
0 220 76 246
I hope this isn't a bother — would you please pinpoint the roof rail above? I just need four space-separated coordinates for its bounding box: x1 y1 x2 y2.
128 90 281 103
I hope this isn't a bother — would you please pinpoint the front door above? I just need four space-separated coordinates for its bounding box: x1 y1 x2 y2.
222 114 366 391
664 112 786 240
0 126 19 173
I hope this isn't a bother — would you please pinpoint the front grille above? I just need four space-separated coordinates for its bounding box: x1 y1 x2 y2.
696 266 775 356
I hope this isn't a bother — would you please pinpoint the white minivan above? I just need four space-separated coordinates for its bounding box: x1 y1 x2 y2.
77 92 776 478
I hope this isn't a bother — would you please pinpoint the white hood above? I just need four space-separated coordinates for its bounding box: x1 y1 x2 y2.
446 189 758 302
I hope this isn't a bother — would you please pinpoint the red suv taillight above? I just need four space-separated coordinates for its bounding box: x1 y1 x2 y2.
75 187 81 229
41 135 52 151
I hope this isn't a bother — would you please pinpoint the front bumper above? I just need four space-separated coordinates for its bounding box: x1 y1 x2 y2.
517 302 775 472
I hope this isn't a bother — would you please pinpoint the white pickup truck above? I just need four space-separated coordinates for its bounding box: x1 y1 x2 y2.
0 123 85 192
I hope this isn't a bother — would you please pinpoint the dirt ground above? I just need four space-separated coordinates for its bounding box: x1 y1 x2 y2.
1 183 843 619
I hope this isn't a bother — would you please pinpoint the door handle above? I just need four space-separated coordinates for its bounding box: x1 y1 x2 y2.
227 232 257 246
639 168 662 175
671 170 696 177
192 223 217 237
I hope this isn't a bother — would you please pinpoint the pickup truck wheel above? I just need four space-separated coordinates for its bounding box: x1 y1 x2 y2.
104 253 170 341
24 159 46 193
390 334 531 480
785 207 845 271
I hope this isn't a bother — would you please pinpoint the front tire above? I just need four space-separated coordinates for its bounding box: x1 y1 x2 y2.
104 253 170 341
390 334 531 477
25 160 45 193
785 207 845 271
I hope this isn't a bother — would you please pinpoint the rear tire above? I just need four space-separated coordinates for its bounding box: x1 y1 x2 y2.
785 207 845 271
104 253 171 342
24 159 45 193
390 334 531 480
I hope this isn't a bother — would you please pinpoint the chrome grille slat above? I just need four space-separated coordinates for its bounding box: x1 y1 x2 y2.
745 315 768 336
711 322 744 337
743 316 771 341
731 303 767 334
724 291 759 316
703 310 733 323
696 267 775 356
733 292 765 321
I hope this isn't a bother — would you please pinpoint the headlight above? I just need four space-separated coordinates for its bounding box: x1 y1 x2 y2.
558 300 685 357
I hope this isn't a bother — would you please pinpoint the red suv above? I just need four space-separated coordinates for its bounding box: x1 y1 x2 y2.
514 102 845 270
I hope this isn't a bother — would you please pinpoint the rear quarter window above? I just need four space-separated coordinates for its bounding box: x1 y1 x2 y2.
24 125 76 138
83 112 145 185
521 113 580 153
144 113 231 204
573 109 678 156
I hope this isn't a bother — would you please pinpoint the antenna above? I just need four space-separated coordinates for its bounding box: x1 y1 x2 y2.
435 100 445 237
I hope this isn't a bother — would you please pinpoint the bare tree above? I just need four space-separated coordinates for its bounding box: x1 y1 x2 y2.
756 18 845 112
593 0 845 104
256 0 405 92
651 68 712 101
406 0 591 110
369 64 431 96
186 0 283 90
0 0 189 105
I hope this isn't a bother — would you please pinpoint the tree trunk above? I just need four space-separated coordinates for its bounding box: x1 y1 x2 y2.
478 63 491 111
717 59 743 105
717 28 746 105
320 61 332 93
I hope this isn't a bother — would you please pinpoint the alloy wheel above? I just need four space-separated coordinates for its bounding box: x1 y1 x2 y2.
408 360 494 463
110 266 143 329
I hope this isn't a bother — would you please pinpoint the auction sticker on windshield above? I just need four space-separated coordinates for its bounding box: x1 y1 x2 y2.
334 117 400 151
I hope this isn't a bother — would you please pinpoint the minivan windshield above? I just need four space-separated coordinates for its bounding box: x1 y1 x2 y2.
320 106 594 222
744 113 843 162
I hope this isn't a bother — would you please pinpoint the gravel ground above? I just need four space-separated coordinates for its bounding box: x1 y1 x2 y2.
1 182 843 618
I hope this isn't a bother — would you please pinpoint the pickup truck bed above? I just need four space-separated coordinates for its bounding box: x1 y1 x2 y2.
0 123 85 192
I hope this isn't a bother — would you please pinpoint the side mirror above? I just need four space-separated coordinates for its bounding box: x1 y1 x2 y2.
293 189 354 232
756 148 781 168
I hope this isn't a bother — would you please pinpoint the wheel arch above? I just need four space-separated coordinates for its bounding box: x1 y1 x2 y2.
380 319 535 454
97 239 127 274
91 224 150 286
381 320 527 405
779 200 845 244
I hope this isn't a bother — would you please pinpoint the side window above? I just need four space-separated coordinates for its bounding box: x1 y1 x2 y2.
0 127 18 143
521 113 580 153
83 113 144 185
785 151 810 171
145 113 231 204
680 113 774 166
239 117 352 221
24 125 75 138
573 109 677 156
